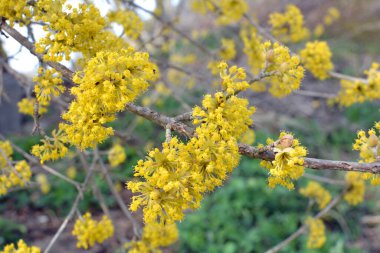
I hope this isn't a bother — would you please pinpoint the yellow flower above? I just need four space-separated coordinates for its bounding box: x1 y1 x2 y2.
305 217 326 249
18 98 47 116
125 223 178 252
0 158 32 196
192 0 248 25
260 132 307 190
66 166 77 179
262 41 305 98
108 144 126 167
72 212 114 249
269 4 310 43
60 48 158 149
333 63 380 107
300 41 334 80
34 0 128 62
300 181 331 209
31 129 68 164
107 10 143 39
324 7 340 26
219 39 236 60
0 0 32 27
33 67 65 105
217 62 249 95
344 172 365 206
0 140 13 168
240 27 265 75
36 174 51 194
1 239 41 253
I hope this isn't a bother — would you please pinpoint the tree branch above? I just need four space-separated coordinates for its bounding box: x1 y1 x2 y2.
3 20 380 176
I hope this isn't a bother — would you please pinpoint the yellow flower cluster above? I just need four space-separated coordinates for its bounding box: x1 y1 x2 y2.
324 7 340 26
0 160 32 196
344 172 365 206
305 217 326 249
260 132 307 190
353 124 380 185
18 98 47 116
191 0 248 25
31 130 68 164
300 41 334 80
300 181 331 209
34 0 127 63
0 141 32 196
126 223 178 253
240 27 265 75
208 40 237 75
66 166 77 179
334 63 380 107
314 7 340 37
60 48 158 149
218 62 249 95
108 144 126 167
128 63 254 250
72 212 114 249
353 127 380 163
0 239 40 253
107 10 143 39
0 140 13 168
35 1 105 61
33 67 64 106
219 39 236 60
269 4 310 43
262 42 304 98
0 0 32 26
36 174 51 194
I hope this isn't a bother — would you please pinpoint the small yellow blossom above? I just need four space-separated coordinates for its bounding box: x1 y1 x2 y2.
36 174 51 194
240 27 265 75
191 0 248 25
0 239 41 253
324 7 340 26
219 39 236 60
333 63 380 107
300 41 334 80
66 166 77 179
108 144 126 167
217 62 249 95
300 181 331 209
31 130 68 164
260 132 307 190
0 160 32 196
33 67 65 105
344 172 365 206
18 98 47 116
107 10 143 39
72 212 114 249
262 42 305 98
0 0 32 27
125 223 178 253
306 217 326 249
269 4 310 43
0 140 13 168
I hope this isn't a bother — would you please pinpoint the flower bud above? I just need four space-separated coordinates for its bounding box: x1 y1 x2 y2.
367 134 379 148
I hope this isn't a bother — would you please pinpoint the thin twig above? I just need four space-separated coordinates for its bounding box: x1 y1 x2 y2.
265 190 346 253
43 153 98 253
96 148 142 238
